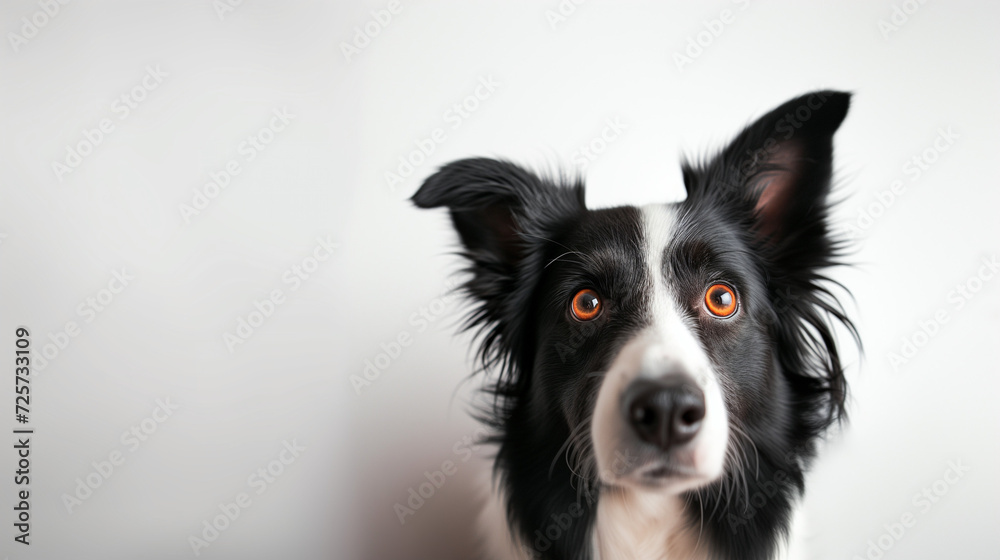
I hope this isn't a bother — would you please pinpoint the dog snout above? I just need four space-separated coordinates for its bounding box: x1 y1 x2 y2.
623 377 705 451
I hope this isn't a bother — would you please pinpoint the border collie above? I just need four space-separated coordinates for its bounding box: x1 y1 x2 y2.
412 90 857 560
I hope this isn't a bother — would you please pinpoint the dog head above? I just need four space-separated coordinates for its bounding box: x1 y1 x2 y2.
413 90 855 551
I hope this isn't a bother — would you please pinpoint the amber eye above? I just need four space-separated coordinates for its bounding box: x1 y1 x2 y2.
571 289 602 321
704 284 737 317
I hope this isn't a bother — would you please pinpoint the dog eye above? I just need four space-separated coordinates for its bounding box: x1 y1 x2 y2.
571 289 602 321
704 284 737 317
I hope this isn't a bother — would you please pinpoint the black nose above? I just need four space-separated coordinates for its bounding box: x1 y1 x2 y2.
623 378 705 450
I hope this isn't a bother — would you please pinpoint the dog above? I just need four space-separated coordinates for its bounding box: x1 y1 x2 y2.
411 90 857 560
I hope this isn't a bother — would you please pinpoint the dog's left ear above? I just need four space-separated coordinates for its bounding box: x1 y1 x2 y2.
688 92 856 426
685 90 850 243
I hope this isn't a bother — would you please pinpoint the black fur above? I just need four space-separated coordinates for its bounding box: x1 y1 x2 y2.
412 90 858 560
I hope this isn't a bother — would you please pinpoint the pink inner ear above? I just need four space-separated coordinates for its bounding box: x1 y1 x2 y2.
753 141 803 240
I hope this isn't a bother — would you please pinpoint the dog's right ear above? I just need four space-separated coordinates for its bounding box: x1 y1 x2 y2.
412 158 584 274
412 158 585 370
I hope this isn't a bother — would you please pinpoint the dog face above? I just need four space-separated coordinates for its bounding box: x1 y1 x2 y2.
523 203 742 493
414 90 854 558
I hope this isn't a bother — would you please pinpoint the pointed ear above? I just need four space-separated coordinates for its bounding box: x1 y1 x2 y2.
686 91 851 242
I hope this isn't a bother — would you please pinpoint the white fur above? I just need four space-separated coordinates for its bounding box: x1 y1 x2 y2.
591 205 729 490
585 204 732 558
592 487 707 560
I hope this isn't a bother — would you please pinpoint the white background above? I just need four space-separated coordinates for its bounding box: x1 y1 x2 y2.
1 1 998 559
